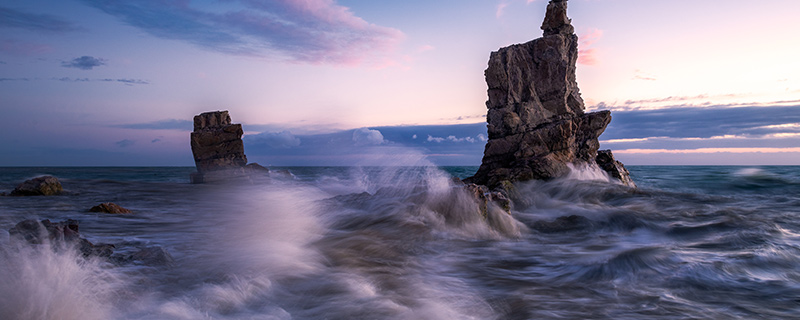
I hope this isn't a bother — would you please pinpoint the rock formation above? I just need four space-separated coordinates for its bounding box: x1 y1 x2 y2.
9 218 174 265
10 175 63 196
596 149 636 188
467 0 634 188
89 202 132 214
9 219 115 258
190 110 269 183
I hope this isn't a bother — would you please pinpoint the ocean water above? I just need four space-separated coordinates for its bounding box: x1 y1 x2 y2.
1 165 799 319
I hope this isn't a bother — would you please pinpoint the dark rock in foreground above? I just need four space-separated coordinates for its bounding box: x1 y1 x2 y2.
8 219 114 258
464 182 511 216
467 0 633 189
10 175 63 196
8 219 174 266
596 150 636 188
189 110 269 183
89 202 132 214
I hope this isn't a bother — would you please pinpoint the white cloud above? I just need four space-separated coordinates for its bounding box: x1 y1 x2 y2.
250 130 301 148
353 128 386 146
427 135 445 143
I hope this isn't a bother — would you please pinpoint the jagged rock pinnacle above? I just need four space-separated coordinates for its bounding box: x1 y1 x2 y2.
466 0 635 188
541 0 574 36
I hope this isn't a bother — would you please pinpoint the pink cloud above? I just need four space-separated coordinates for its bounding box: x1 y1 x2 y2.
578 28 603 66
416 44 435 53
633 69 657 81
279 0 369 28
496 2 509 18
84 0 405 66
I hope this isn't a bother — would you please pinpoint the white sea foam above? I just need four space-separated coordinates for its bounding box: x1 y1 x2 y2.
566 163 614 183
734 167 766 177
0 241 125 320
3 165 796 319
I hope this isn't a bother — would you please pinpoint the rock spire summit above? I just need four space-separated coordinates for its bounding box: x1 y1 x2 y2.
541 0 573 36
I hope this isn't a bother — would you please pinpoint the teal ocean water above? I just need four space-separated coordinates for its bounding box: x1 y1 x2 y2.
1 165 799 319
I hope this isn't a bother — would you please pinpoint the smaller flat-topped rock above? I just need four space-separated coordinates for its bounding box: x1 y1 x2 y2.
191 111 247 173
189 110 269 183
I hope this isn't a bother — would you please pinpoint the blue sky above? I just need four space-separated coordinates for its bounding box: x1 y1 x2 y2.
1 0 799 166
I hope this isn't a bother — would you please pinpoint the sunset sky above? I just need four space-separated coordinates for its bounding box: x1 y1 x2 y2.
1 0 799 166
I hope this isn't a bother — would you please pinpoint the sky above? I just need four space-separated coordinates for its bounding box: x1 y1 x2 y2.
1 0 799 166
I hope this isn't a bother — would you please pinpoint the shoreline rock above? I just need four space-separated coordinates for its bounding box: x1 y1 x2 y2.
596 149 636 188
10 175 63 196
8 219 115 258
467 0 633 190
8 218 174 266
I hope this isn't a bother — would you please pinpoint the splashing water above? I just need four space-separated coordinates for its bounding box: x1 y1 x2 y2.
0 240 123 320
1 165 800 319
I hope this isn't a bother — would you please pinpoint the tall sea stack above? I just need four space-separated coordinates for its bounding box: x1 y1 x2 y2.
467 0 634 188
190 110 267 183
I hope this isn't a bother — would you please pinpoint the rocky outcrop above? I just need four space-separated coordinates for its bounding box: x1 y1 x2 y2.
464 182 511 216
190 110 247 183
467 0 633 188
10 175 63 196
9 219 115 257
596 150 636 188
190 110 269 183
8 219 175 266
89 202 132 214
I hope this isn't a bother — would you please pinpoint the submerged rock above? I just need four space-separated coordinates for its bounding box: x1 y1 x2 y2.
89 202 132 214
467 0 633 189
464 183 512 216
112 246 174 266
189 110 269 183
8 219 115 257
10 175 63 196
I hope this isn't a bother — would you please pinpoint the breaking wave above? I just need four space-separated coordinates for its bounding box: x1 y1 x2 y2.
1 165 800 319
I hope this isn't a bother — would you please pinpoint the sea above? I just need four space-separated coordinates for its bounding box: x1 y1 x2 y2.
1 165 799 319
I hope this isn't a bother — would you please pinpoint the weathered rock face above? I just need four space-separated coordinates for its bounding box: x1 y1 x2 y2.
468 0 632 188
596 150 636 188
190 110 270 183
10 175 63 196
191 111 247 172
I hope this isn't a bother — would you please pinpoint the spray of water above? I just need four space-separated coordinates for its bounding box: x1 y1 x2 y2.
0 239 125 320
